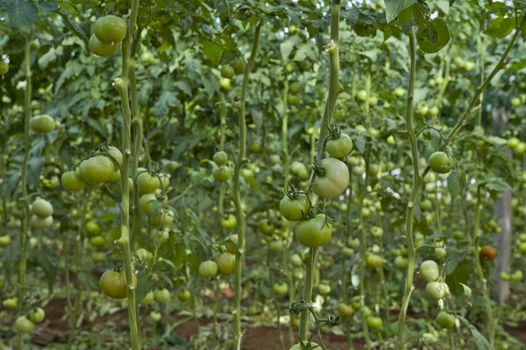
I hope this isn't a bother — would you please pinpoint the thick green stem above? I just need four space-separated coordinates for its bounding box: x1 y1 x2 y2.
233 23 262 347
115 0 141 349
299 247 318 340
317 0 341 161
17 38 32 350
396 28 420 350
282 78 290 189
472 186 495 345
358 178 371 349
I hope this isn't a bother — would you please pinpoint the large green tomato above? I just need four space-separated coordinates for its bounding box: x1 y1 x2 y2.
295 214 332 248
30 114 56 133
93 15 127 44
61 170 86 191
0 60 9 75
326 133 353 158
366 315 383 330
429 151 450 174
28 307 45 324
89 34 119 57
199 260 218 278
436 311 456 329
419 260 439 282
279 194 309 221
137 171 161 194
15 316 34 334
99 270 137 299
425 281 447 300
79 155 115 184
217 253 236 275
312 158 349 198
31 198 53 218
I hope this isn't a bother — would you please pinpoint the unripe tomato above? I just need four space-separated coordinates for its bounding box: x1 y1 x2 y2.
90 235 105 247
273 282 288 297
150 311 161 322
434 247 447 260
511 270 523 282
30 215 53 229
425 281 447 300
356 90 367 102
287 94 301 106
507 137 520 150
337 303 353 317
91 252 105 263
229 57 245 75
429 151 451 174
366 315 383 330
137 172 161 194
217 253 235 275
515 142 526 155
312 158 349 198
318 283 331 295
0 235 11 247
93 15 127 43
224 235 238 254
326 133 353 158
151 209 174 228
89 34 119 57
178 289 192 302
249 142 263 154
519 242 526 254
419 260 439 282
154 288 171 303
366 253 383 269
436 311 456 329
386 135 396 145
480 245 497 260
140 291 155 305
106 146 122 168
258 219 275 236
213 151 228 165
79 155 115 184
136 248 153 263
3 297 18 309
290 253 303 267
269 240 284 252
28 307 45 324
220 65 235 79
31 198 53 218
295 214 332 248
61 170 86 191
219 77 232 90
0 60 9 75
213 165 233 182
85 220 101 236
14 316 34 334
99 270 137 299
30 114 55 133
139 193 158 216
221 214 238 229
199 260 218 278
279 194 309 221
394 256 408 270
394 86 405 97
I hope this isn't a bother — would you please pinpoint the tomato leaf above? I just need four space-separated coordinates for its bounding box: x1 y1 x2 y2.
0 0 38 33
457 316 492 350
447 171 466 199
485 17 515 38
416 18 450 53
384 0 418 23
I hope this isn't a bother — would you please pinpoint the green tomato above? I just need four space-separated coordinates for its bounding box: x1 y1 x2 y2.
279 194 309 221
518 242 526 254
287 94 301 106
93 15 127 43
312 158 349 198
213 151 228 165
30 114 56 133
89 34 119 57
85 220 101 236
213 165 233 182
258 219 275 236
30 215 53 229
386 135 396 145
269 240 284 252
366 315 383 330
199 260 218 278
0 235 11 247
419 260 439 282
0 60 9 75
15 316 35 334
61 170 86 191
137 172 161 194
231 57 245 75
217 253 236 275
429 151 450 174
326 133 353 158
295 214 333 248
90 235 105 248
3 297 18 309
366 253 383 269
79 155 115 185
394 256 408 270
338 303 353 317
220 65 235 79
290 253 303 267
31 198 53 218
356 90 367 102
138 193 158 216
221 214 238 229
425 281 447 300
318 283 331 295
177 289 191 302
273 282 288 297
154 288 171 303
150 311 161 322
434 247 447 260
140 291 155 305
28 307 45 324
219 77 232 91
99 270 137 299
436 311 456 329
